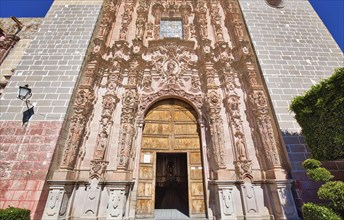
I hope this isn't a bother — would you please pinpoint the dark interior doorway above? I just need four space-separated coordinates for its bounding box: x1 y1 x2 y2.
155 153 189 216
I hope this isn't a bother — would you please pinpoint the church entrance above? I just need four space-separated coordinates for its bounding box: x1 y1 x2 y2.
155 153 188 215
136 99 206 218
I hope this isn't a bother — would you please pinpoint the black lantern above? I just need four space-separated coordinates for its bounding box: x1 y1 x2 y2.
18 84 32 100
17 84 34 124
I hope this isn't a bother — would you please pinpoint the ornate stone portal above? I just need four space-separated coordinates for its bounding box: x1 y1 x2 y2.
44 0 299 219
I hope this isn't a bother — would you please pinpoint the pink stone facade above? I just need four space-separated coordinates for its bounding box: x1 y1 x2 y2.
0 121 62 219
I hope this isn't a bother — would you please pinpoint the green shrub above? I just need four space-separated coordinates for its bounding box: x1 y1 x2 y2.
302 158 322 169
290 68 344 160
306 167 334 182
318 181 344 215
0 207 30 220
302 203 341 220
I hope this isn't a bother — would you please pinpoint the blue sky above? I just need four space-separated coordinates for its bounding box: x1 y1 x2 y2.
0 0 343 52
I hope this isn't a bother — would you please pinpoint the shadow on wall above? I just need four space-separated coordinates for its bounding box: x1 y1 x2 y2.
281 130 344 209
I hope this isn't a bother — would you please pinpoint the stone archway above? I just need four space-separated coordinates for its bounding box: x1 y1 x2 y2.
135 99 206 219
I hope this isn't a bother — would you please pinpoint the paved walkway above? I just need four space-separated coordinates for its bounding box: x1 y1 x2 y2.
155 209 189 219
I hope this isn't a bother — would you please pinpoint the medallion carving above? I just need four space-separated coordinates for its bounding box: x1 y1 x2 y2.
90 160 109 180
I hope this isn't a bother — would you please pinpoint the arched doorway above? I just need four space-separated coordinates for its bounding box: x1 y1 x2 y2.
136 99 206 218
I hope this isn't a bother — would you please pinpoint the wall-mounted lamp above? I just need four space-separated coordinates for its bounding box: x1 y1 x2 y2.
17 84 34 125
18 84 32 101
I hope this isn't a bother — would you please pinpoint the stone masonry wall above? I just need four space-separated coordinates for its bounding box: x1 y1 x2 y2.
238 0 343 207
0 0 103 219
0 18 43 95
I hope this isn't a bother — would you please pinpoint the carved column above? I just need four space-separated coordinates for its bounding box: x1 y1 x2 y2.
209 0 225 43
119 0 137 41
222 0 287 178
60 0 121 171
116 49 143 170
135 0 149 40
199 39 227 169
152 3 164 40
194 0 209 40
179 3 192 40
220 1 299 219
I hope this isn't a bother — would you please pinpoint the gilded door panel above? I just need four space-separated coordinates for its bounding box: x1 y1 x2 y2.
191 199 206 214
145 110 170 120
139 165 154 179
191 182 204 196
190 152 201 164
174 111 197 122
190 168 203 180
174 137 200 149
142 136 170 149
143 122 171 134
174 124 198 134
137 182 153 197
136 200 153 214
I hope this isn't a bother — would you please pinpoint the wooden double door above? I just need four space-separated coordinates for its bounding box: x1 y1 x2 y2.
136 99 206 218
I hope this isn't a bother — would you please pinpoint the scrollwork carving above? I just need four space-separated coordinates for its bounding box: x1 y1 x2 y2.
89 160 108 180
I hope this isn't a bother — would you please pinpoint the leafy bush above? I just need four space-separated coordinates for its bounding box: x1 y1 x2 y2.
306 167 334 182
302 203 341 220
290 67 344 160
0 207 30 220
302 158 322 169
318 181 344 215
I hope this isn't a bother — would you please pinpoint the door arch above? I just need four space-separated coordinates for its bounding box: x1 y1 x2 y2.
136 99 206 218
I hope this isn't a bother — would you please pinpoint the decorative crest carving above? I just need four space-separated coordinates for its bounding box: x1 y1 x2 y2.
90 160 109 180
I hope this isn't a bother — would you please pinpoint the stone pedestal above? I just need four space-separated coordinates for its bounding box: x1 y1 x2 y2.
107 185 128 220
42 186 69 220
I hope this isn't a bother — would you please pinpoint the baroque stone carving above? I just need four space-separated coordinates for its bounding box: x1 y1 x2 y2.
241 182 258 214
195 0 209 39
83 178 101 216
235 160 253 179
138 87 203 119
90 160 109 180
205 91 226 168
61 114 87 168
119 0 136 40
107 189 126 219
117 90 139 169
222 188 235 216
44 187 65 218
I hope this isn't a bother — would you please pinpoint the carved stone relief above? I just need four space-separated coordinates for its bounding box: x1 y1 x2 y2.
43 187 65 219
82 179 101 217
241 182 259 215
221 188 235 216
107 189 126 219
117 89 139 170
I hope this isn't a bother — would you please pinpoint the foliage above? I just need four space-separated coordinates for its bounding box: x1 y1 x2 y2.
302 203 341 220
318 181 344 215
306 167 334 182
302 158 322 169
290 67 344 160
0 207 30 220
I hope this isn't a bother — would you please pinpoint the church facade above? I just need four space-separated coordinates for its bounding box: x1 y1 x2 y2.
0 0 343 219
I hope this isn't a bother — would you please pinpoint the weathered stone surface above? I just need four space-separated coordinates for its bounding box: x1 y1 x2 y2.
0 121 62 219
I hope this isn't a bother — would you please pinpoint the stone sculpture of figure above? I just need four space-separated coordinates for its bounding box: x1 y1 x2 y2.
95 131 108 159
234 23 244 40
236 135 246 160
136 21 144 39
